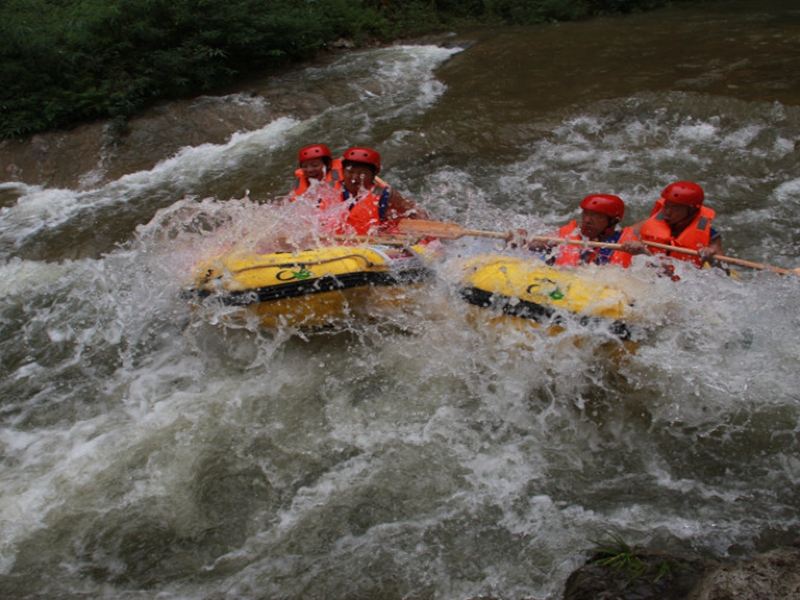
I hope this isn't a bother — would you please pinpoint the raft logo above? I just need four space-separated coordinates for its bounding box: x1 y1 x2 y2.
277 267 313 281
527 278 565 301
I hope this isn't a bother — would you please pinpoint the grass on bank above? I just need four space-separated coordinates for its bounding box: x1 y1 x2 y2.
1 0 676 139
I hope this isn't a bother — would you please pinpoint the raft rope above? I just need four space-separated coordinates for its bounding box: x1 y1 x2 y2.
224 253 383 278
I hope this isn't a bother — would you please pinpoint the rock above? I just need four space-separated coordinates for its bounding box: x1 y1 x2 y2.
563 544 800 600
330 38 355 49
688 546 800 600
0 87 321 189
563 547 712 600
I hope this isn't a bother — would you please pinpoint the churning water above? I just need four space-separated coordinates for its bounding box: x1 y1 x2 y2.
1 1 800 598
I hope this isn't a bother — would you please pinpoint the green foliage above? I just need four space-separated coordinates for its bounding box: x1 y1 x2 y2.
0 0 389 137
592 534 649 579
0 0 676 138
584 0 668 14
483 0 589 23
590 533 677 582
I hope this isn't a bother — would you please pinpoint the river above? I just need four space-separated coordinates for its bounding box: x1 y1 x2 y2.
1 0 799 598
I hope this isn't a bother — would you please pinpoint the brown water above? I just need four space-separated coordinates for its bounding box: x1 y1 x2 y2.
1 1 800 599
428 0 800 150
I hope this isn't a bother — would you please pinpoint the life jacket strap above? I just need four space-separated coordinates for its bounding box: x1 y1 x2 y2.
376 186 390 221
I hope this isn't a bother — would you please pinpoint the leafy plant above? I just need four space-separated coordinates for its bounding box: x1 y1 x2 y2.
592 534 649 578
590 533 676 582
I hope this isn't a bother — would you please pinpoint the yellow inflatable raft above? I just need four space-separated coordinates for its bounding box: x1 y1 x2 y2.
459 255 635 338
187 244 433 328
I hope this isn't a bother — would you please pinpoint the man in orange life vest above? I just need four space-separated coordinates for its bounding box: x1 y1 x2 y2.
627 181 722 266
337 146 428 235
527 194 638 267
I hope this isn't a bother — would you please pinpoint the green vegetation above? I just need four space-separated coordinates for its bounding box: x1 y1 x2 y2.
592 534 650 579
590 534 676 582
1 0 676 138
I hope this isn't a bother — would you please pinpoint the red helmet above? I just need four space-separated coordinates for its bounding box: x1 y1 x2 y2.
580 194 625 220
343 146 381 174
661 181 704 207
297 143 332 164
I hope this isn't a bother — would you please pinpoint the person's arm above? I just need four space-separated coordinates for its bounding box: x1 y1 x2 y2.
386 188 429 219
503 228 532 249
526 238 557 252
618 222 650 255
619 240 650 255
698 232 722 264
524 230 562 253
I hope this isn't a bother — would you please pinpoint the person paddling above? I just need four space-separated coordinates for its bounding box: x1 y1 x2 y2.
336 146 428 235
626 181 722 267
525 194 638 267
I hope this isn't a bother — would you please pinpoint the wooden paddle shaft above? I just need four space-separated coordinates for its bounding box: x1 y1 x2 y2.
332 234 416 246
522 235 798 275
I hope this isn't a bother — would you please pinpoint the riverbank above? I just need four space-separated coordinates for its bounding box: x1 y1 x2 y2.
0 0 688 140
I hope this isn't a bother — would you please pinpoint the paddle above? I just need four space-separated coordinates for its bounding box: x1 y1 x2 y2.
631 240 800 275
396 218 800 276
332 233 419 246
396 219 509 241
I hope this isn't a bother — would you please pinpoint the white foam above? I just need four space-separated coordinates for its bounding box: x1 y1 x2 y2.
0 257 80 297
774 177 800 204
0 116 300 247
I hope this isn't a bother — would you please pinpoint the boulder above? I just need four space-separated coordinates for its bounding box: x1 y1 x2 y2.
688 546 800 600
563 546 712 600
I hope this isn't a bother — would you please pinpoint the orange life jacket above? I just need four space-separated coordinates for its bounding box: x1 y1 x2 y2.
553 221 637 268
292 159 396 235
292 158 344 198
339 184 392 235
639 199 716 266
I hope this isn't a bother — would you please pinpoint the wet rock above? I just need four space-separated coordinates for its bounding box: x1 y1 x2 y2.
330 37 356 49
0 123 106 188
688 546 800 600
564 544 800 600
563 547 712 600
0 68 331 189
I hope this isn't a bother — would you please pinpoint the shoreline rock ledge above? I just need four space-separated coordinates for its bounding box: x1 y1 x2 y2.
562 543 800 600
